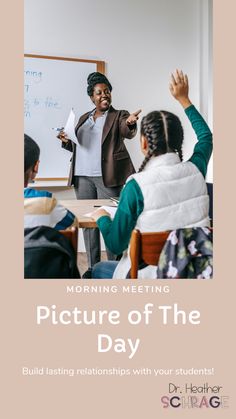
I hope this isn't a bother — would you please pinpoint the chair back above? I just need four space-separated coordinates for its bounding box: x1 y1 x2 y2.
129 229 169 279
59 227 78 255
206 182 213 226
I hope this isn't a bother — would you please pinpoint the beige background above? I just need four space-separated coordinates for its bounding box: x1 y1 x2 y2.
2 0 235 417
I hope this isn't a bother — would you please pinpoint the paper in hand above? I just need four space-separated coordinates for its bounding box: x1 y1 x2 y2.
64 109 78 144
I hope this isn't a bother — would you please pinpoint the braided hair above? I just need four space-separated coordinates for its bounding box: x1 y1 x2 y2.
87 72 112 96
138 111 184 172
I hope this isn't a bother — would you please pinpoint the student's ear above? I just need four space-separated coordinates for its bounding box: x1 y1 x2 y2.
32 160 39 177
140 135 149 155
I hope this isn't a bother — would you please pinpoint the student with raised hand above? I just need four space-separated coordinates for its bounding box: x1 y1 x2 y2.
24 134 76 230
57 71 141 278
90 69 213 279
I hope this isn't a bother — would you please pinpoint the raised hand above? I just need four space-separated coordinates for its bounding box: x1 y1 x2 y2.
126 109 142 126
169 70 192 109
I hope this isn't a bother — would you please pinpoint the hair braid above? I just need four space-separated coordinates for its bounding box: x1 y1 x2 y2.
138 149 154 173
138 110 184 172
176 144 183 161
138 111 167 172
160 110 184 161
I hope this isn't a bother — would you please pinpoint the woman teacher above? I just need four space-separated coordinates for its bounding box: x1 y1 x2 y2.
58 72 141 277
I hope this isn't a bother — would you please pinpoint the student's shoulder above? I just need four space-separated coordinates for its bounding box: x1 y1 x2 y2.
24 188 52 199
24 189 58 215
122 177 144 200
119 178 144 216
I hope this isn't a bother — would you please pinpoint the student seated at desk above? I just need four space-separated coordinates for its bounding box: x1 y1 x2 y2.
24 134 76 230
90 70 213 279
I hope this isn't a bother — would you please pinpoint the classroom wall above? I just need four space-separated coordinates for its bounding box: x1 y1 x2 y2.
24 0 213 181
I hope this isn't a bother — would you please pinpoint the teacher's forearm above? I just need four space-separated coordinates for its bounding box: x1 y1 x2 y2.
121 122 137 139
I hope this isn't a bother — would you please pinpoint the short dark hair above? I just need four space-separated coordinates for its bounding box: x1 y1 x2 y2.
24 134 40 173
87 72 112 96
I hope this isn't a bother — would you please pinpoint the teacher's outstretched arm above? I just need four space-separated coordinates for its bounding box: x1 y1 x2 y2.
119 109 142 138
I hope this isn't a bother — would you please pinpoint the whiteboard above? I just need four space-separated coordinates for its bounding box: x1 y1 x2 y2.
24 55 105 179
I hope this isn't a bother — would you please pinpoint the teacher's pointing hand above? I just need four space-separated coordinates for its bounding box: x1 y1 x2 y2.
126 109 142 126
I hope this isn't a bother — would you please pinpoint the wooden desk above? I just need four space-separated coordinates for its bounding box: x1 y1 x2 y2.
59 199 114 228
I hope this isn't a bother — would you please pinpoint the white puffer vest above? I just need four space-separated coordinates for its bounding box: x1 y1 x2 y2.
113 153 210 279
